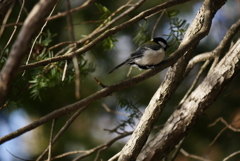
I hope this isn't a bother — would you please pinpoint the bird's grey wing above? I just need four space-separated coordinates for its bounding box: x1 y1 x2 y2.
130 43 162 57
141 43 162 50
108 43 163 73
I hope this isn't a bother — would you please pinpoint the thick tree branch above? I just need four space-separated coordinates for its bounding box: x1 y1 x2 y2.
0 0 59 105
185 19 240 75
139 38 240 160
118 0 227 160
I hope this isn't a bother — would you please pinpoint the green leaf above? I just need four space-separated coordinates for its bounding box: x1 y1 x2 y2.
102 35 117 50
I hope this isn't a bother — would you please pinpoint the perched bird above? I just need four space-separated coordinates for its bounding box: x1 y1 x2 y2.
108 37 169 74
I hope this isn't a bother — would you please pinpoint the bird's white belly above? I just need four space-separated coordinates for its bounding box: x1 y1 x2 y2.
135 48 165 65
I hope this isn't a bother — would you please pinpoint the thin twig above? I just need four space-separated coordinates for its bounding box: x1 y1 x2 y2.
0 0 15 37
61 46 75 81
62 60 68 81
93 0 135 32
0 22 23 28
1 0 23 57
170 137 185 161
208 55 219 75
36 106 87 161
102 103 129 116
208 117 240 146
73 132 132 161
180 60 210 105
44 132 131 161
151 9 165 39
208 117 240 131
73 56 81 99
185 52 213 75
127 66 133 77
48 41 74 51
109 152 121 161
47 119 56 161
46 0 135 50
47 0 95 21
223 150 240 161
6 149 32 161
208 19 240 73
180 149 211 161
185 14 240 79
94 77 107 88
209 126 227 146
23 0 58 76
66 0 80 99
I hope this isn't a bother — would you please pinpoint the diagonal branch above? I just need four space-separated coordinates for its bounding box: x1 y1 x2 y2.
118 0 226 160
139 37 240 160
47 0 95 21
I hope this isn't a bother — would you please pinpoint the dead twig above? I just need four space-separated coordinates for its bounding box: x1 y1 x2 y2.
208 117 240 146
180 149 211 161
223 150 240 161
94 77 107 88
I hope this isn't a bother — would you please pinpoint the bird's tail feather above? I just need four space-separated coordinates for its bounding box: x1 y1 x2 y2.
108 62 126 74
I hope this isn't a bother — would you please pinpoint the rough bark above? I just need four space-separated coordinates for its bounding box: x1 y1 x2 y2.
118 0 227 160
138 38 240 160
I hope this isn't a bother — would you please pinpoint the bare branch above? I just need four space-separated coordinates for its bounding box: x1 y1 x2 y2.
46 0 95 21
151 9 165 39
36 107 86 161
185 18 240 75
208 117 240 132
180 149 211 161
109 152 121 161
94 77 107 88
170 137 185 161
24 0 58 68
0 0 16 37
185 52 214 74
208 117 240 146
209 126 227 146
0 0 22 57
208 19 240 73
65 0 81 99
223 150 240 161
180 60 211 104
102 103 129 117
47 119 56 161
46 132 132 161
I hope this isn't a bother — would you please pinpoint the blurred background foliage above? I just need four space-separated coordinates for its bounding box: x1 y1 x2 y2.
0 0 240 160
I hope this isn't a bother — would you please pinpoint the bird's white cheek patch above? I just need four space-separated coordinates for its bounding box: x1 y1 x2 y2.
158 41 167 48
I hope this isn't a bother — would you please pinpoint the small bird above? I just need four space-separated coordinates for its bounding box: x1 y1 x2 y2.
108 37 169 74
